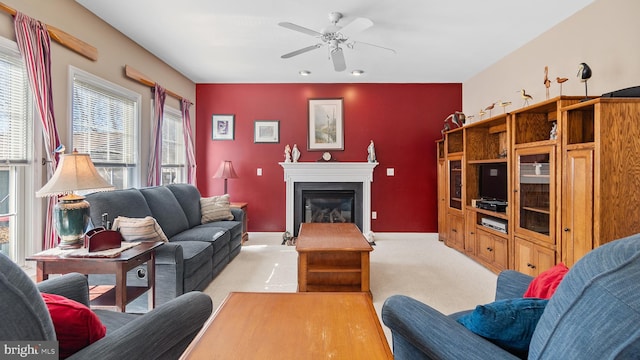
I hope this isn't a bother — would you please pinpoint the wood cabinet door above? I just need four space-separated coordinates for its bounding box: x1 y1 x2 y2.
477 228 508 271
514 237 555 276
437 159 447 242
465 211 476 255
562 148 594 267
446 213 465 252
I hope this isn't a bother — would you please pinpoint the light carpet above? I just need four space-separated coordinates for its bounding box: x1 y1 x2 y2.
202 232 498 347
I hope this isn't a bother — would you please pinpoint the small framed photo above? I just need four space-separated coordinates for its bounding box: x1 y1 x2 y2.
254 120 280 143
308 98 344 151
212 114 235 140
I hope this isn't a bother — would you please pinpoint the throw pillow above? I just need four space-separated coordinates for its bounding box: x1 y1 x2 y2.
41 293 106 359
201 194 234 224
457 298 549 358
112 216 169 242
523 263 569 299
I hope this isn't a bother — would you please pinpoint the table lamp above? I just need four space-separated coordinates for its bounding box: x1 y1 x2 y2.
213 160 238 194
36 150 114 248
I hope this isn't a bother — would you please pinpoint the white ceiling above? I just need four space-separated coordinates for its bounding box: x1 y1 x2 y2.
76 0 595 84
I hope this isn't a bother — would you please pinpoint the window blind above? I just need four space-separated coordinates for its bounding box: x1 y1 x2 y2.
0 47 32 164
72 75 137 167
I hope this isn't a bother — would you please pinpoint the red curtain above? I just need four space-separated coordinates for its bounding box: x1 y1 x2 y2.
14 12 61 249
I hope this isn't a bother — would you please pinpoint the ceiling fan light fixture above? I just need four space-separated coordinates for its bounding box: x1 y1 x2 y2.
351 70 364 76
299 70 311 76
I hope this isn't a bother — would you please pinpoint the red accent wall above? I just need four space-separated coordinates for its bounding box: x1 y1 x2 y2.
195 83 461 232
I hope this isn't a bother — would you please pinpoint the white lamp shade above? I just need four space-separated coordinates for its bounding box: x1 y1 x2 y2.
36 150 114 197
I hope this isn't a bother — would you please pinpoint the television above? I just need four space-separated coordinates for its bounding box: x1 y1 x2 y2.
478 163 508 202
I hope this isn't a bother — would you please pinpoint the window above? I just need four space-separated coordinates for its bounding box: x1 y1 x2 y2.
160 106 186 184
0 36 36 263
70 67 141 189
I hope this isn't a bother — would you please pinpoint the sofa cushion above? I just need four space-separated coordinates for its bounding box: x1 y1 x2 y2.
523 263 569 299
200 194 234 223
86 188 152 227
457 298 548 357
41 293 106 359
200 220 242 241
167 184 203 229
529 234 640 359
173 240 213 278
112 216 169 242
171 225 230 254
139 186 190 238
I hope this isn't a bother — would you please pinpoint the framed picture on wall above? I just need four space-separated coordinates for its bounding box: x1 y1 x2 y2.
308 98 344 151
254 120 280 143
212 114 235 140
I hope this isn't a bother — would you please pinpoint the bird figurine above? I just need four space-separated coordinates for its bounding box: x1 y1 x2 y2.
519 89 533 107
577 62 592 101
556 77 569 96
544 66 551 99
499 100 512 113
479 109 486 120
484 102 496 117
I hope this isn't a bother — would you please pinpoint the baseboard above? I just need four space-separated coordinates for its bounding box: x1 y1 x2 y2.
247 232 438 242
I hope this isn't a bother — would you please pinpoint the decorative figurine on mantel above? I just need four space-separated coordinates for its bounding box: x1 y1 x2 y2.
367 140 376 163
292 144 300 163
284 144 291 162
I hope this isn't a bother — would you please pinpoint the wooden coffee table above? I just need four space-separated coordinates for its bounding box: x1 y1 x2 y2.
180 292 392 360
26 241 162 312
296 223 373 295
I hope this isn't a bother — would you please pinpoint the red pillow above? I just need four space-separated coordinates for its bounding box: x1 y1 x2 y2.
41 293 106 359
523 263 569 299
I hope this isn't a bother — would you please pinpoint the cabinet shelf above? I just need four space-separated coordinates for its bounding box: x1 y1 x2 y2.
468 158 508 164
522 206 550 215
475 207 509 220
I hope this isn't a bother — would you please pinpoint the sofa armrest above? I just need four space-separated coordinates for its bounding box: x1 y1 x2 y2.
495 270 534 300
36 273 90 307
382 295 519 360
230 207 244 223
69 291 213 360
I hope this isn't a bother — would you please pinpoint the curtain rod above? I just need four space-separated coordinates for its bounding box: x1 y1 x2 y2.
0 2 98 61
125 65 192 105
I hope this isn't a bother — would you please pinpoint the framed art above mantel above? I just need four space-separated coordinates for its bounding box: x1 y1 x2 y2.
308 98 344 151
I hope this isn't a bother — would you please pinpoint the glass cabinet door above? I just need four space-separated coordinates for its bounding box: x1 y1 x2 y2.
515 146 555 243
448 158 462 210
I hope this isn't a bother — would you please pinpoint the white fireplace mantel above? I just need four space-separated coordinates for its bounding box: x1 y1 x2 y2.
280 162 378 234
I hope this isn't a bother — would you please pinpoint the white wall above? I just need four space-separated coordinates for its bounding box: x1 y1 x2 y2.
463 0 640 121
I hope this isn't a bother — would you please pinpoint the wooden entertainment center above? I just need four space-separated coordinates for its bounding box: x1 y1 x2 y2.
438 96 640 275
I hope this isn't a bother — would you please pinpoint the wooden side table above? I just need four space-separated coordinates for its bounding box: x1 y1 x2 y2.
230 202 249 244
26 241 163 312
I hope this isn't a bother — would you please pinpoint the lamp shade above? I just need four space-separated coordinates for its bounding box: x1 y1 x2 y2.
36 150 114 197
213 160 238 180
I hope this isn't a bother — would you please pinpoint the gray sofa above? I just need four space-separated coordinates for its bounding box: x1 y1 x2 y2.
85 184 243 309
382 233 640 359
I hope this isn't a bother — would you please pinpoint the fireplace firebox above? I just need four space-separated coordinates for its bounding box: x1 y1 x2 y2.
294 182 362 236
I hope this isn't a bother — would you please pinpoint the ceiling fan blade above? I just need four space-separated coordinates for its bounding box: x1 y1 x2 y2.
348 41 397 54
331 48 346 72
338 17 373 39
281 44 322 59
278 22 322 37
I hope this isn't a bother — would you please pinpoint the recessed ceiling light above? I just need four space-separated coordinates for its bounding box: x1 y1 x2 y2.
299 70 311 76
351 70 364 76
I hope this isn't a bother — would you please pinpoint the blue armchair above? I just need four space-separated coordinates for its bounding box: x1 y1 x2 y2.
0 253 212 359
382 233 640 359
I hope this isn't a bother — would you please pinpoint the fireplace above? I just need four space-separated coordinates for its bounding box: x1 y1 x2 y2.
280 162 377 236
294 182 363 236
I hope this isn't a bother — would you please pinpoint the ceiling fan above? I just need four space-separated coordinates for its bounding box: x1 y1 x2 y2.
278 12 396 72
